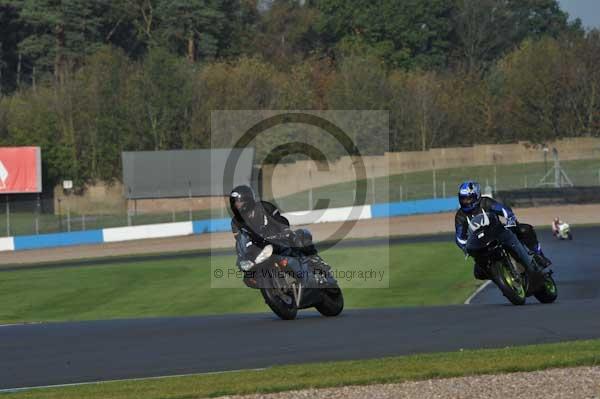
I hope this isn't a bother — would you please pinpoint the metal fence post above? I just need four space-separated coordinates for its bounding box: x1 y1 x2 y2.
371 177 376 204
82 214 86 231
432 168 437 199
127 186 133 226
57 198 63 231
35 194 41 235
188 180 193 221
67 204 71 232
5 196 10 237
493 164 498 192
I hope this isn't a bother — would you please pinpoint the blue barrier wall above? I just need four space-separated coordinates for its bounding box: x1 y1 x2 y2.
192 218 231 234
6 199 459 252
371 198 458 219
13 230 104 251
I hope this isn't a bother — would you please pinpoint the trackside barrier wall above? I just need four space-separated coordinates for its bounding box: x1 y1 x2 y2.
284 205 372 225
2 198 459 252
103 222 194 243
13 230 104 251
0 237 15 251
192 219 231 234
371 198 458 218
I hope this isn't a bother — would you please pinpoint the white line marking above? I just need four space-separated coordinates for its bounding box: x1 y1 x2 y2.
0 368 267 393
0 322 41 328
464 280 492 305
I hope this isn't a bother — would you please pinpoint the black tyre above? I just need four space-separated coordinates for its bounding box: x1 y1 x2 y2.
492 259 526 306
261 288 298 320
534 273 558 304
315 287 344 317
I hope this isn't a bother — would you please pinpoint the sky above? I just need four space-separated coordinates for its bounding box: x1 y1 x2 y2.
558 0 600 28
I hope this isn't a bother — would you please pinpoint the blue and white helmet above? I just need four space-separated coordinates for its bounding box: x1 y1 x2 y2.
458 181 481 212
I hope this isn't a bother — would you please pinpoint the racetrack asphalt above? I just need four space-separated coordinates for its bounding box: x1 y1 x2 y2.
1 227 599 390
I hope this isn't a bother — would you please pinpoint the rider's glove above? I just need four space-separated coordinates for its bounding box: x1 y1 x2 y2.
239 260 254 271
505 216 517 227
265 229 296 244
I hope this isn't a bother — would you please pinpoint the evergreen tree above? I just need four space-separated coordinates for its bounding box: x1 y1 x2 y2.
157 0 225 61
16 0 110 83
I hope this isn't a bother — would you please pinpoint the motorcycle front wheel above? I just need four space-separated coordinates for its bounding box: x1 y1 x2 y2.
261 286 298 320
315 286 344 317
492 257 527 306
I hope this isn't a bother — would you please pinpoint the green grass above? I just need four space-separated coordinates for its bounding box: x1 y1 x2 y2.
5 339 600 398
0 242 477 324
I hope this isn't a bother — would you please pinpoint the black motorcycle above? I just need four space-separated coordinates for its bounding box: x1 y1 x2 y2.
466 210 557 305
238 238 344 320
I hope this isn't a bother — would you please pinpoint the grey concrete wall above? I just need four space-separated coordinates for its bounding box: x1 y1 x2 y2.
263 137 600 198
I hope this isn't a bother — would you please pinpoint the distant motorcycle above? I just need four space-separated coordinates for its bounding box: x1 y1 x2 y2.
466 210 557 306
554 222 573 241
238 237 344 320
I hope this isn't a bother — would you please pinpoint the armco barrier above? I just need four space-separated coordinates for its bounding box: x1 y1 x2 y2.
1 198 459 252
13 230 104 251
371 198 458 218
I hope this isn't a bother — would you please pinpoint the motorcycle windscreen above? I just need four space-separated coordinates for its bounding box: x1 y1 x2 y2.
466 213 503 252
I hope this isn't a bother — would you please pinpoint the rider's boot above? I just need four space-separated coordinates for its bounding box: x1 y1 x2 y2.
524 256 546 289
533 244 552 268
534 253 552 269
309 256 335 285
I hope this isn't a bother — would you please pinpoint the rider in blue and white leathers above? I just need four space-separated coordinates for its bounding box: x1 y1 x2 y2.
454 181 550 280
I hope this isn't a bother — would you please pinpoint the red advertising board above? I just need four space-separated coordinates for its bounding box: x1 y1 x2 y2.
0 147 42 193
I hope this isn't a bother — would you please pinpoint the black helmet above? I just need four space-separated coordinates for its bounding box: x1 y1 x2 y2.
229 185 256 217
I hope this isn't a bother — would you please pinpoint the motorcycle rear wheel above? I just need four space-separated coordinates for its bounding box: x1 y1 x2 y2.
534 273 558 304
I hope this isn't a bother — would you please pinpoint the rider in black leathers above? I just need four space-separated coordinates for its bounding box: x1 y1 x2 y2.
229 185 321 287
455 181 551 280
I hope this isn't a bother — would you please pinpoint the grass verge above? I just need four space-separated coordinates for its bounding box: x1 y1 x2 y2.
0 241 476 324
5 339 600 398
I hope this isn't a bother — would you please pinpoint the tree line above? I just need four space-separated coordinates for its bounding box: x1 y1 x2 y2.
0 0 597 188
